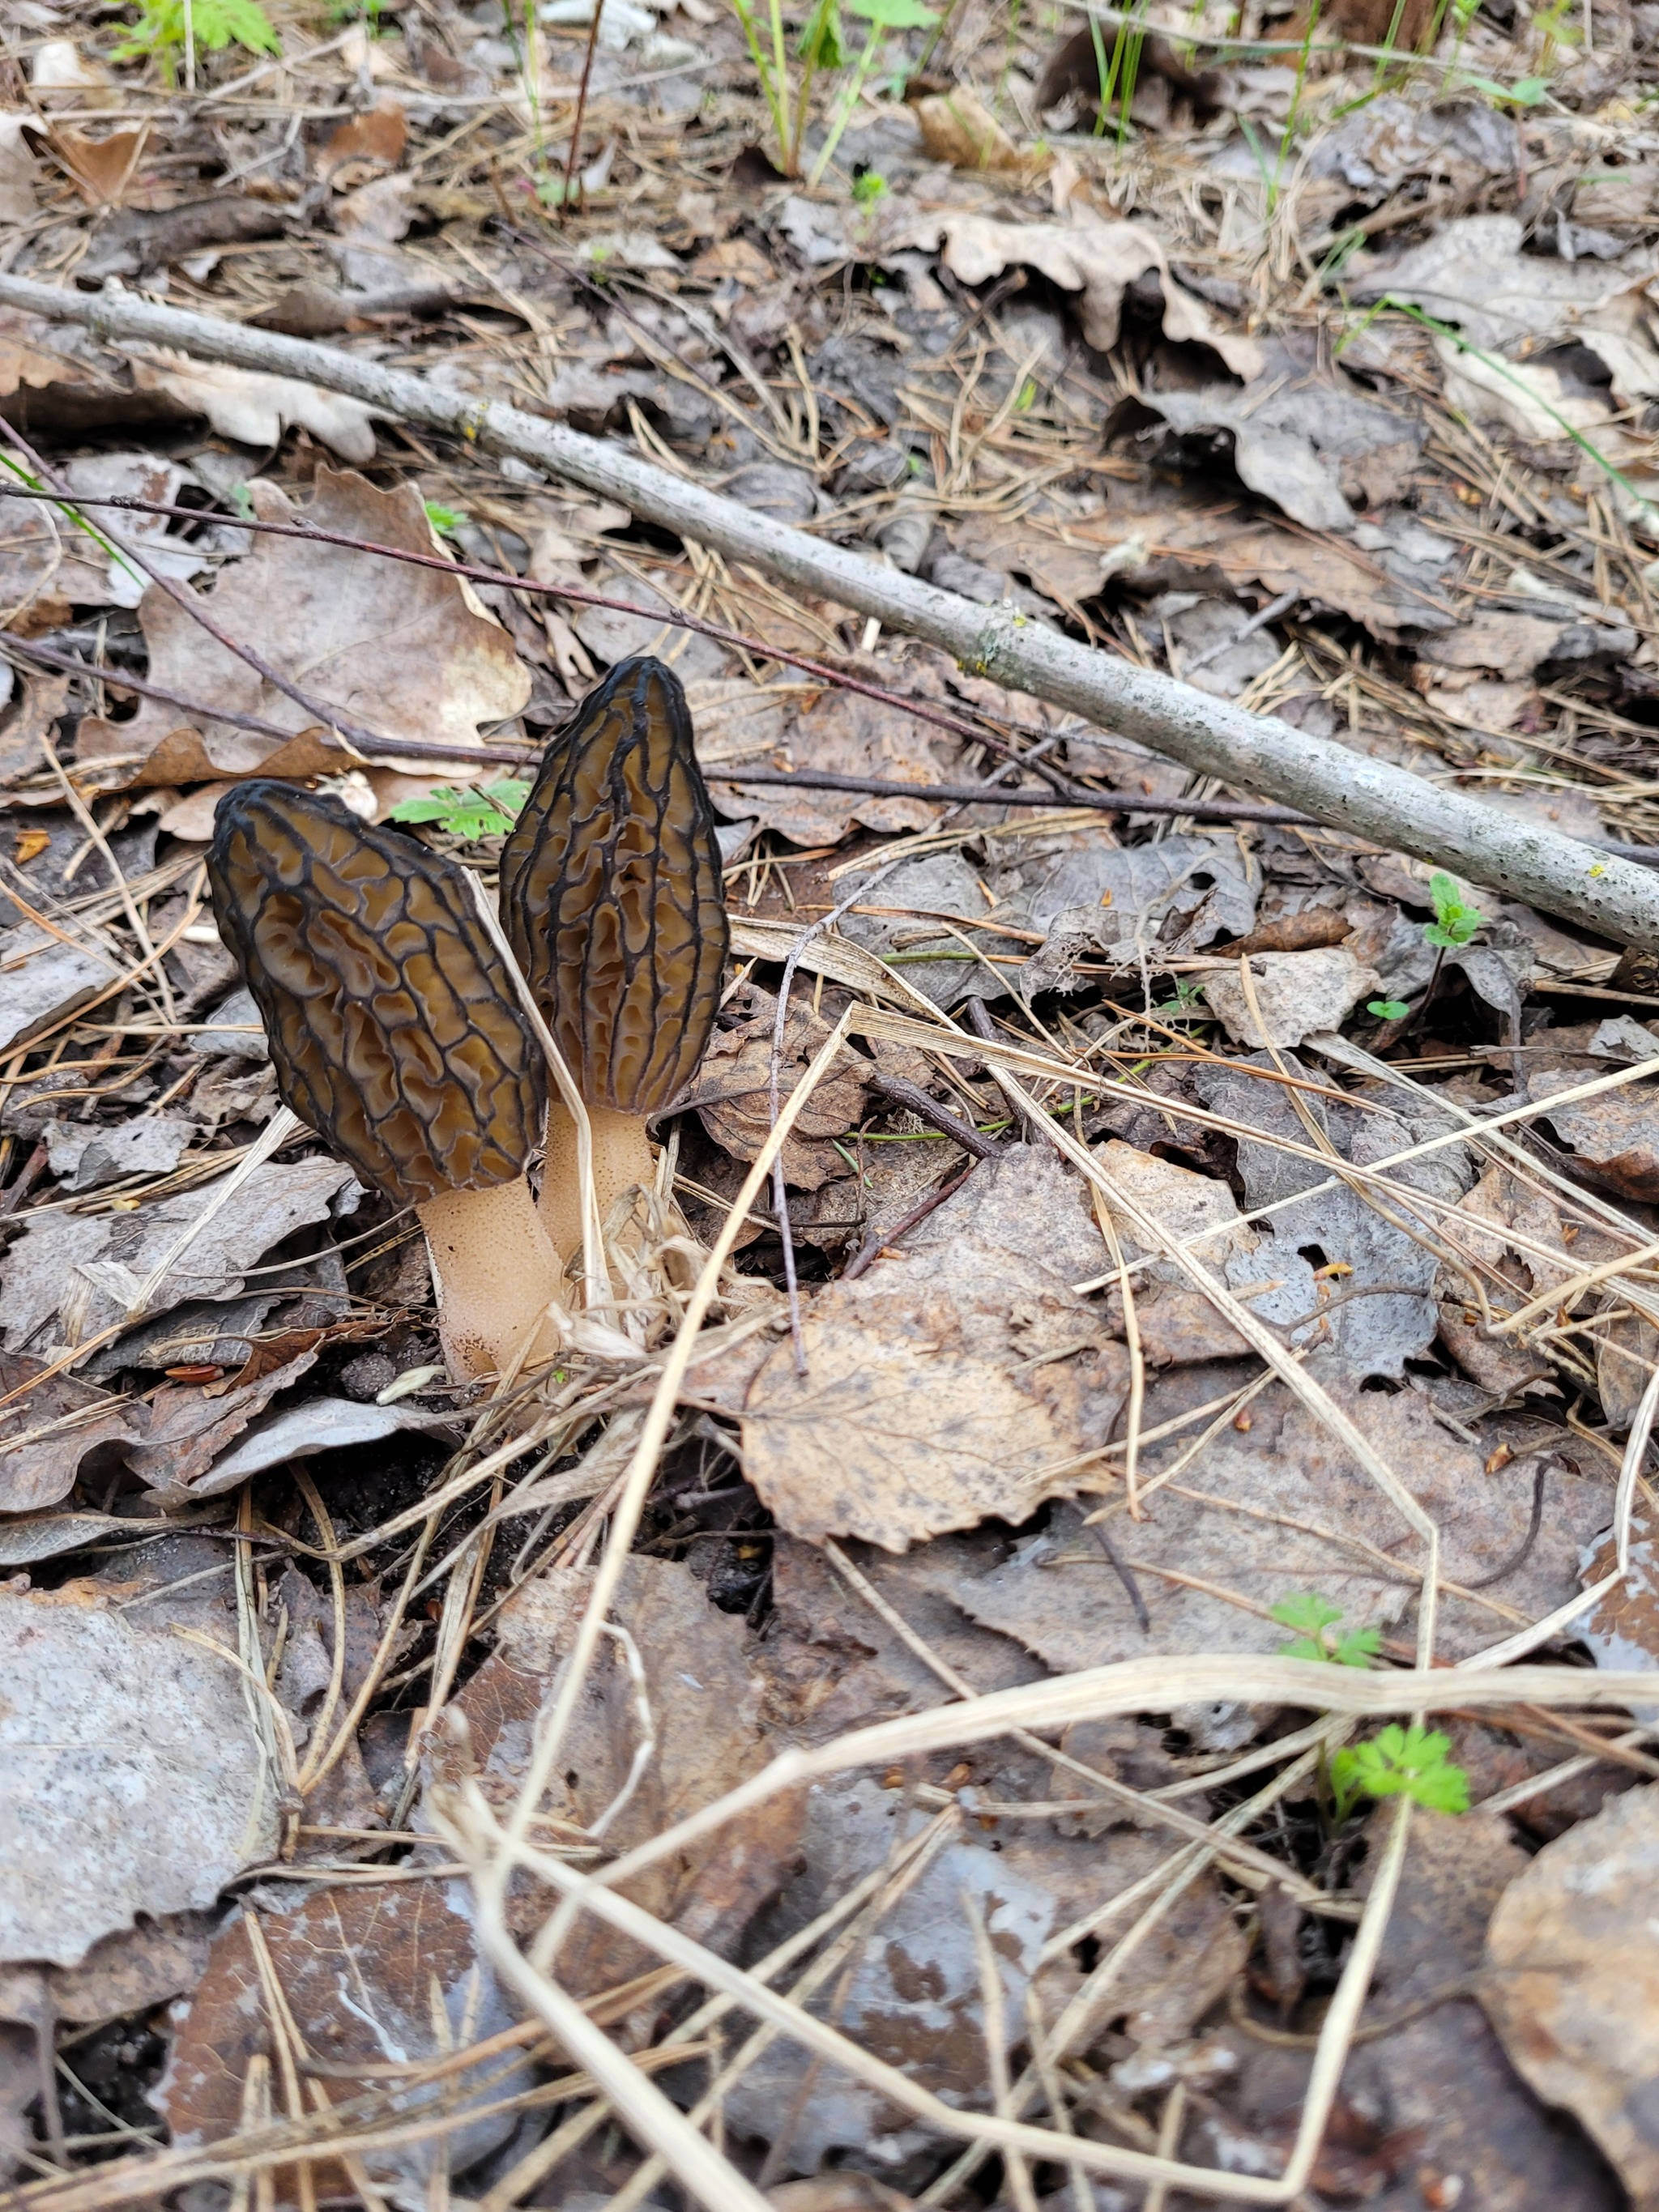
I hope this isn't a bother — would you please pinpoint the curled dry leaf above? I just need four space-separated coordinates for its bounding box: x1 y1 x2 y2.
1527 1066 1659 1203
677 1005 872 1189
76 464 531 782
1484 1784 1659 2207
128 351 377 463
0 1587 277 1966
437 1554 804 1997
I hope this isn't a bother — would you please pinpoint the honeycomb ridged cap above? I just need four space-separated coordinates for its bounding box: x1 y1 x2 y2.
498 656 728 1116
208 781 541 1206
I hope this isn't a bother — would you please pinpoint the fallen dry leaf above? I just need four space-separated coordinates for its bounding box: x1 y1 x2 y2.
128 351 377 463
76 464 531 779
733 1157 1130 1546
717 677 958 844
864 203 1262 376
1201 947 1381 1046
0 1156 356 1358
0 113 40 225
1485 1784 1659 2207
315 99 407 185
0 1355 139 1515
1527 1066 1659 1203
0 1587 277 1965
676 1004 872 1188
913 86 1026 171
156 1890 528 2193
441 1554 803 1997
954 1354 1607 1703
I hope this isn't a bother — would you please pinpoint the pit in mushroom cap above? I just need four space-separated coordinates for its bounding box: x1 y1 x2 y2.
207 779 563 1384
498 655 729 1258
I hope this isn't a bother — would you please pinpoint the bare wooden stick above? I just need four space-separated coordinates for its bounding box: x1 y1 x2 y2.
4 275 1657 946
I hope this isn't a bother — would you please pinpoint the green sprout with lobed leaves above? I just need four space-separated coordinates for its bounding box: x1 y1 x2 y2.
1331 1724 1471 1820
114 0 279 78
391 781 531 842
1271 1592 1382 1669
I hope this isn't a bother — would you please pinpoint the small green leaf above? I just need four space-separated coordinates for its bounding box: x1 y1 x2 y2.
852 167 888 202
1332 1625 1384 1668
390 780 529 840
1331 1723 1469 1821
845 0 937 28
1272 1590 1379 1668
1422 869 1482 948
1271 1592 1343 1637
799 0 847 66
1367 998 1410 1021
424 501 467 535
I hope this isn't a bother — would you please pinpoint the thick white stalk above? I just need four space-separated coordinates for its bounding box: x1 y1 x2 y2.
538 1100 655 1267
4 275 1658 948
416 1174 561 1383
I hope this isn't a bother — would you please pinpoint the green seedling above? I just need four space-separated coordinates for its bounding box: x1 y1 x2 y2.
808 0 938 186
424 501 468 536
391 781 531 841
114 0 279 77
1331 1724 1469 1820
1271 1592 1382 1669
1367 998 1410 1021
852 167 888 202
1422 870 1482 948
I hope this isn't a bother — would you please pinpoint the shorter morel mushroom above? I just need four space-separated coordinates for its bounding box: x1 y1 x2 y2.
209 781 562 1384
499 656 728 1262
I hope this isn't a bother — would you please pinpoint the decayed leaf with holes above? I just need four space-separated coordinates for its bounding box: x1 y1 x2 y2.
0 1587 277 1965
1187 1054 1466 1379
1484 1785 1659 2206
1578 1497 1659 1695
75 465 530 782
155 1890 529 2193
743 1538 1247 2170
676 1004 873 1189
437 1554 804 1999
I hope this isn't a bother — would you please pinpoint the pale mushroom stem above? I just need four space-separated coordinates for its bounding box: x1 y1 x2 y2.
416 1174 564 1383
537 1100 655 1268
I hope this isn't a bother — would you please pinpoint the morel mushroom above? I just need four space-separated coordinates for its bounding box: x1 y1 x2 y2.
499 655 728 1262
209 781 562 1383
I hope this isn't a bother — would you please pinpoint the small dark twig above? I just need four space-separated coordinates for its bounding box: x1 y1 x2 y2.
963 999 1042 1138
842 1161 977 1282
864 1070 1006 1160
1090 1519 1152 1633
562 2 603 215
1460 1455 1550 1589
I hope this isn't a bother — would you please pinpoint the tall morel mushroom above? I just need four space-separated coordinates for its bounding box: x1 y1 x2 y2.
209 781 562 1383
499 656 728 1259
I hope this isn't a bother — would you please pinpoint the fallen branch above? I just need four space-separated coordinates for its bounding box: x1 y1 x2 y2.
4 275 1658 948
